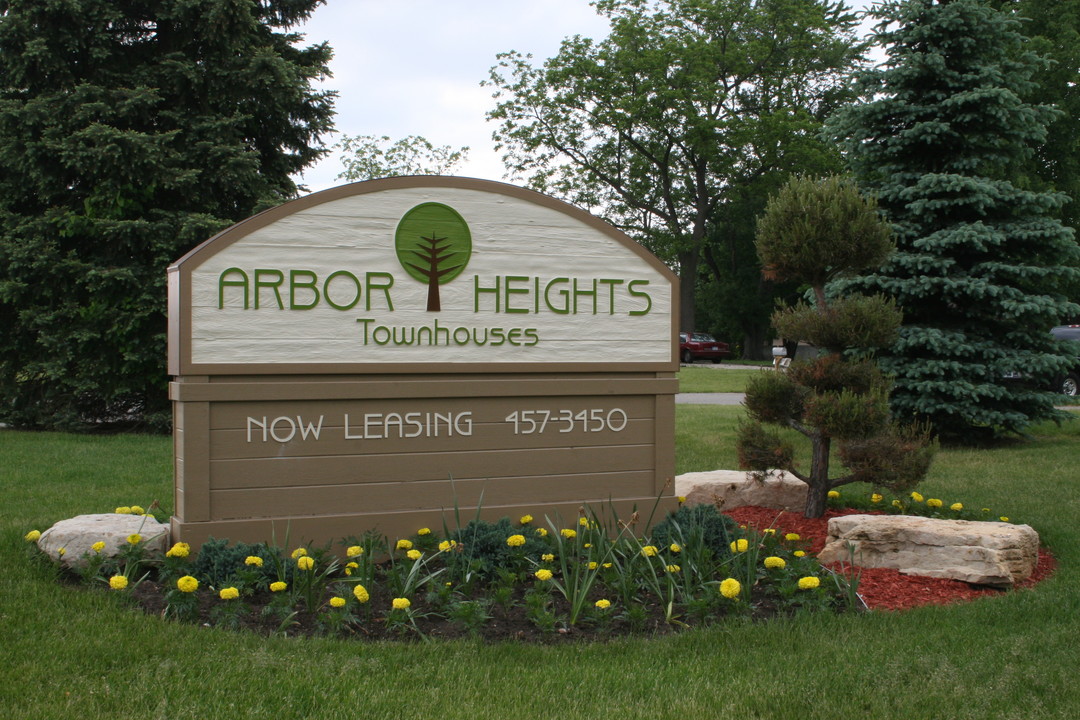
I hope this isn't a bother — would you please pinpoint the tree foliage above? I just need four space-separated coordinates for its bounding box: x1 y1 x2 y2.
336 134 469 182
0 0 336 430
485 0 865 334
825 0 1080 442
739 176 936 518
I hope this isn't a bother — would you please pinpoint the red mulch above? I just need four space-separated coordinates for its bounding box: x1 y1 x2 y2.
723 506 1056 612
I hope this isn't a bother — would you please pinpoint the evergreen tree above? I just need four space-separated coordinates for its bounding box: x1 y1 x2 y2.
0 0 335 430
739 176 936 518
825 0 1080 442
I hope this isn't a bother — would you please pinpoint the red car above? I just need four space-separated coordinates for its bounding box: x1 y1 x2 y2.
679 332 731 364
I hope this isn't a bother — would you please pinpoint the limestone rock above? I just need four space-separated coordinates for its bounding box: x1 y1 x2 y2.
674 470 807 511
817 514 1039 587
37 513 170 568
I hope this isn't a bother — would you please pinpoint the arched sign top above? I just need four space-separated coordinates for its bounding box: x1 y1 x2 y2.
169 176 678 375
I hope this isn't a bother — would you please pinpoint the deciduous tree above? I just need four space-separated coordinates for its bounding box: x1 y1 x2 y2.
485 0 865 337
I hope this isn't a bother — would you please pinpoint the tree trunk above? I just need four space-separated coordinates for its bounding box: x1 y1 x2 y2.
804 432 831 518
677 249 698 332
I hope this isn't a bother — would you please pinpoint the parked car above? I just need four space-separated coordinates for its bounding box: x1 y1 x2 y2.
1050 325 1080 396
679 332 731 364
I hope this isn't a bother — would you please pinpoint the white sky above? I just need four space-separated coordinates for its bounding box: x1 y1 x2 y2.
292 0 875 193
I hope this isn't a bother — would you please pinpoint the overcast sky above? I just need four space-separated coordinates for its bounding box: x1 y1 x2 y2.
292 0 875 193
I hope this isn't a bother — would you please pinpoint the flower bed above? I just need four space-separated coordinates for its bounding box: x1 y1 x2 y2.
25 494 1053 640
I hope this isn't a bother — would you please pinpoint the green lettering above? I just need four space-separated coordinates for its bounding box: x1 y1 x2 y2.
218 267 250 309
504 275 530 314
474 275 500 312
365 272 395 311
628 279 652 316
289 270 319 310
323 271 361 311
253 269 285 310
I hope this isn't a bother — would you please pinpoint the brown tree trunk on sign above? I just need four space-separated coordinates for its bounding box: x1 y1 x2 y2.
426 272 441 312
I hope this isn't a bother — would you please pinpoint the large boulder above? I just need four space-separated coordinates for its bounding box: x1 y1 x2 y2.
37 513 170 568
817 514 1039 587
674 470 807 511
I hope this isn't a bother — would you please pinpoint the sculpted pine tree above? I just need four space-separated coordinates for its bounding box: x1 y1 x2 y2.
737 176 937 518
395 203 472 312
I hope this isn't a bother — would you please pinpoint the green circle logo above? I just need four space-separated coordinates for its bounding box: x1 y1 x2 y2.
395 203 472 311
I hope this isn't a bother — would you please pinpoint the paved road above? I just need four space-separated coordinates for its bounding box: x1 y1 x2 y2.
675 392 745 405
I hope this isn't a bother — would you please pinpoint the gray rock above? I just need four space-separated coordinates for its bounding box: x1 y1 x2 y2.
817 514 1039 587
37 513 169 568
674 470 808 511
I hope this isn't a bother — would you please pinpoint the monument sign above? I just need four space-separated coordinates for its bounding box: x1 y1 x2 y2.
168 177 679 548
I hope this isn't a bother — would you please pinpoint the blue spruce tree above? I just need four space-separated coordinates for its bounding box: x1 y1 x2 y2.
826 0 1080 442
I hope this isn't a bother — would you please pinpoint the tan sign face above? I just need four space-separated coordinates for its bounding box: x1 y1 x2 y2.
170 178 676 374
168 178 678 549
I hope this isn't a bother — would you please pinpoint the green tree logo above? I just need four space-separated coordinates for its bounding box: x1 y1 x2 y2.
395 203 472 311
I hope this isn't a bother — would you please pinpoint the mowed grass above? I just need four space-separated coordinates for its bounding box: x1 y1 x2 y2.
2 412 1079 720
677 365 765 393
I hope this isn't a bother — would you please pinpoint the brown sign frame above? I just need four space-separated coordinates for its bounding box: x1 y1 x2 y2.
168 177 680 549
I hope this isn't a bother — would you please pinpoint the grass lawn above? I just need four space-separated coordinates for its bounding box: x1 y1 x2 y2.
677 365 767 393
3 412 1079 719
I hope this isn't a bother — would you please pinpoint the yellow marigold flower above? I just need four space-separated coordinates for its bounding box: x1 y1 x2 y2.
871 493 883 503
92 541 105 553
560 528 576 539
677 496 686 504
730 539 749 553
126 533 142 545
595 598 612 609
391 597 411 610
24 529 41 542
827 491 840 499
130 505 145 515
297 556 315 571
669 543 682 553
579 517 589 527
166 542 190 558
290 547 307 559
602 562 612 569
951 502 963 511
177 575 199 593
910 491 924 503
640 545 658 557
763 556 786 570
982 508 991 513
58 547 66 557
219 587 239 601
535 527 548 537
109 575 128 590
244 555 263 567
763 528 776 535
584 543 592 548
346 545 363 557
353 584 369 603
892 500 903 508
534 569 553 581
797 576 820 590
665 564 681 573
519 514 533 525
927 498 943 509
719 578 741 599
541 553 555 562
329 596 346 609
406 549 422 561
506 534 526 547
438 540 457 552
1000 516 1010 522
784 533 800 542
588 561 598 570
794 550 806 558
270 581 287 593
395 539 413 551
417 528 431 536
114 506 131 515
